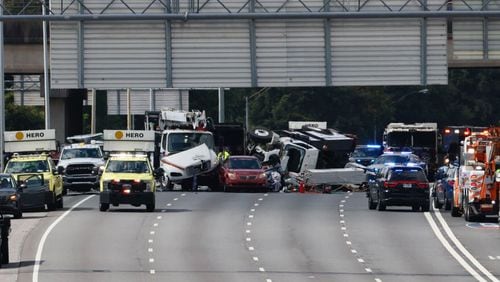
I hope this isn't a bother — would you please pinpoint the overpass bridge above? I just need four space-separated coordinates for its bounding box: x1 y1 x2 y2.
1 0 500 149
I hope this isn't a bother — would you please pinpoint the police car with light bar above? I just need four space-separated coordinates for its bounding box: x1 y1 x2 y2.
99 130 159 212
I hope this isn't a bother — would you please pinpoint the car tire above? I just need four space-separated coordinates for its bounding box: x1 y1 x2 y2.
146 203 155 212
421 203 430 212
248 128 273 144
13 210 22 219
377 195 386 211
368 195 377 210
464 204 477 222
433 197 443 209
1 235 9 264
99 203 109 212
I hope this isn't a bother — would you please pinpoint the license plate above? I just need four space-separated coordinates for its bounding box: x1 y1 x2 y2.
403 184 412 188
122 184 131 189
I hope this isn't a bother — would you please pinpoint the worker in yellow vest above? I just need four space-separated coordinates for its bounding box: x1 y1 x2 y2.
217 147 230 161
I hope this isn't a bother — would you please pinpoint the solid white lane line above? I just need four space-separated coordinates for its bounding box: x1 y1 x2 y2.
33 195 95 282
433 209 499 282
424 212 486 282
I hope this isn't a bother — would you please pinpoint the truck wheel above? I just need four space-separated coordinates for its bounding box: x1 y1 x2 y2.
146 203 155 212
47 193 57 211
464 204 477 222
56 195 64 209
248 128 273 144
99 203 109 212
451 206 461 217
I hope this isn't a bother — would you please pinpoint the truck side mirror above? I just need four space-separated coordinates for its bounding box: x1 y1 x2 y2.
57 166 64 175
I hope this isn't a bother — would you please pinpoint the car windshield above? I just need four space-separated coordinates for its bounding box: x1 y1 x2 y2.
165 132 215 153
5 160 49 173
388 168 427 181
0 176 14 189
352 147 382 158
60 148 102 160
387 132 436 147
228 158 261 169
374 155 410 165
106 160 150 173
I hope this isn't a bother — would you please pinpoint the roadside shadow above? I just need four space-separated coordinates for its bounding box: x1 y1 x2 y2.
1 260 41 269
106 208 192 213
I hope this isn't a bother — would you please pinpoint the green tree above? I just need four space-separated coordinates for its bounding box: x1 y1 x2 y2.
5 92 44 130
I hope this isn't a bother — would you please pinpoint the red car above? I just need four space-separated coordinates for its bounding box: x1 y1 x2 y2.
219 156 268 192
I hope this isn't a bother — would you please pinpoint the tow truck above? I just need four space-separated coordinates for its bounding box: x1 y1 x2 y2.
451 127 500 222
145 108 219 191
99 130 158 212
3 130 64 211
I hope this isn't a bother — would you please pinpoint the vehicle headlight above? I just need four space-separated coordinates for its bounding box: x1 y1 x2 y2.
228 173 237 180
259 173 267 179
145 182 153 192
9 194 17 201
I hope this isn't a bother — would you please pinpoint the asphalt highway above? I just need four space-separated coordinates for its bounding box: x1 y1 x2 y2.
2 191 500 282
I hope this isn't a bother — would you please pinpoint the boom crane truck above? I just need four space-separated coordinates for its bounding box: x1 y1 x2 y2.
145 108 219 191
451 127 500 222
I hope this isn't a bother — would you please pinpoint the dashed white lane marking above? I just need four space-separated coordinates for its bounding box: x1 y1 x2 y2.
258 198 263 201
149 258 155 263
254 203 259 206
346 241 352 245
173 198 179 201
248 246 255 251
249 215 254 218
358 258 365 263
251 208 256 212
365 268 372 273
150 231 155 235
32 195 95 282
497 256 500 259
375 278 382 282
253 256 259 261
157 216 162 220
181 193 186 196
247 222 252 226
340 209 344 213
341 200 346 203
340 214 345 217
166 203 172 207
340 220 345 224
153 223 159 227
246 237 252 242
489 256 495 260
150 269 156 274
343 234 349 237
148 239 153 243
264 193 268 196
341 227 347 231
266 279 273 282
148 248 153 253
339 204 344 208
161 209 166 212
351 249 357 254
246 229 251 233
259 267 265 272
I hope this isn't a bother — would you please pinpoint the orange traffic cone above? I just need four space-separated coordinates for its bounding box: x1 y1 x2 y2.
299 181 305 193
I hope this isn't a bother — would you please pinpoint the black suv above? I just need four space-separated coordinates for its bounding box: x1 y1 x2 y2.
368 166 430 212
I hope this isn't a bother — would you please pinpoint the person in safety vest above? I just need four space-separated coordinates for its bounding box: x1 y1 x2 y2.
217 147 230 161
